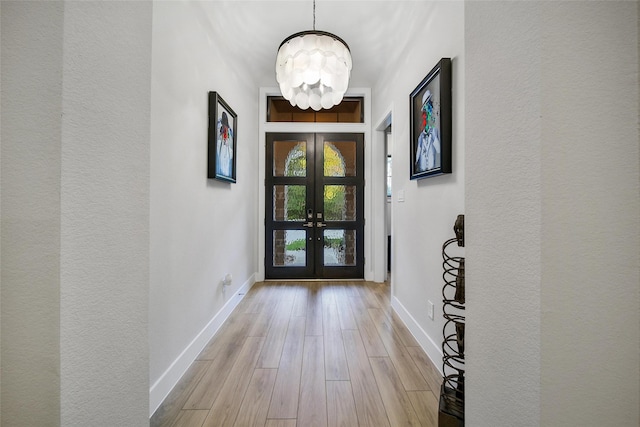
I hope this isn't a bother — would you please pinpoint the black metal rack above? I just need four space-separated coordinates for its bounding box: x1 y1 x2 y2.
439 214 465 427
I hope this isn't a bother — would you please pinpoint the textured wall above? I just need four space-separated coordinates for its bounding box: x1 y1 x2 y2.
1 2 63 425
465 3 542 425
1 1 152 425
59 2 152 425
539 2 639 425
466 1 639 425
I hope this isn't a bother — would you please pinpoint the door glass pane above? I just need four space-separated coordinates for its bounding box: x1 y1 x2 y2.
273 140 306 177
324 185 356 221
324 141 356 176
273 230 306 267
273 185 306 221
323 230 356 266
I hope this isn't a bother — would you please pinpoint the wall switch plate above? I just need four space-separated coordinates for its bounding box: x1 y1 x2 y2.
428 300 434 320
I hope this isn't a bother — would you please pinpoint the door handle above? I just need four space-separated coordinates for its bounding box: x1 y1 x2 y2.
302 221 314 228
316 222 327 228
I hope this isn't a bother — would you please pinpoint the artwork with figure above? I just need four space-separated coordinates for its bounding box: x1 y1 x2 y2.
415 87 441 173
410 58 452 180
216 110 234 178
208 92 237 183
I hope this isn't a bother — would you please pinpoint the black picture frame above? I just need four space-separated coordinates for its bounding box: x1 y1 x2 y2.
208 91 237 183
410 58 452 180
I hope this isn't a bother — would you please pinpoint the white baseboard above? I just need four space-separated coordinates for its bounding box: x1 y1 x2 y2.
391 295 444 376
149 274 256 417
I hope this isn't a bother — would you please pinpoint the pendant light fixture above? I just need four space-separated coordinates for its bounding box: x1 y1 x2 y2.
275 0 352 111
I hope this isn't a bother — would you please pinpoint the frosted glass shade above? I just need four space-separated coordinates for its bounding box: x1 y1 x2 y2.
276 31 352 111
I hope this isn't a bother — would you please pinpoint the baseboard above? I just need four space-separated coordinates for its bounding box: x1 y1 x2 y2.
149 274 256 417
391 295 444 376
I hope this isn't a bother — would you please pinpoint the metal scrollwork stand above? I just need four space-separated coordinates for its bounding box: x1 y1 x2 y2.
439 214 465 427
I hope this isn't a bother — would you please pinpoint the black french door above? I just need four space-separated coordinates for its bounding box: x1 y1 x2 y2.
265 133 364 279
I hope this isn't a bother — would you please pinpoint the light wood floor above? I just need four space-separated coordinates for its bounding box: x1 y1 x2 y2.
151 281 442 427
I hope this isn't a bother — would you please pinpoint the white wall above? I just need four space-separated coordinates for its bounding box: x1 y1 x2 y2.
466 2 639 426
538 2 639 424
149 0 259 414
1 1 152 426
1 2 63 424
59 3 152 425
465 3 542 423
371 1 465 369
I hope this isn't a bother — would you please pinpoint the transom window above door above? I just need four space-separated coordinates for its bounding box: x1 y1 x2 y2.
266 96 364 123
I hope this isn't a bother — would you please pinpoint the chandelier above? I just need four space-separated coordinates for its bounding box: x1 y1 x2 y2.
275 0 352 111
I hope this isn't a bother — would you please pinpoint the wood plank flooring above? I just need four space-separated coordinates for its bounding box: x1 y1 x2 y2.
151 281 441 427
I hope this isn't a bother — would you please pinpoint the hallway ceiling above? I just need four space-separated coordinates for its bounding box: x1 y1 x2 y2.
206 1 427 88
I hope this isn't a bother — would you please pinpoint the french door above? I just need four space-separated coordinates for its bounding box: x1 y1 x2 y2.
265 133 364 279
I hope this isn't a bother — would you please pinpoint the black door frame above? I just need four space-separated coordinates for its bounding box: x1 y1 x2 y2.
265 132 365 279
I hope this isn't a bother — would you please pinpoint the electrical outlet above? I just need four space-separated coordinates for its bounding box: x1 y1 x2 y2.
428 300 434 320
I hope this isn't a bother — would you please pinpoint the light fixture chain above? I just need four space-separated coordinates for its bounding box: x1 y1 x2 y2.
313 0 316 30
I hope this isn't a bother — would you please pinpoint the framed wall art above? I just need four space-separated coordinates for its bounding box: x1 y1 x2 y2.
410 58 452 180
208 91 237 183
